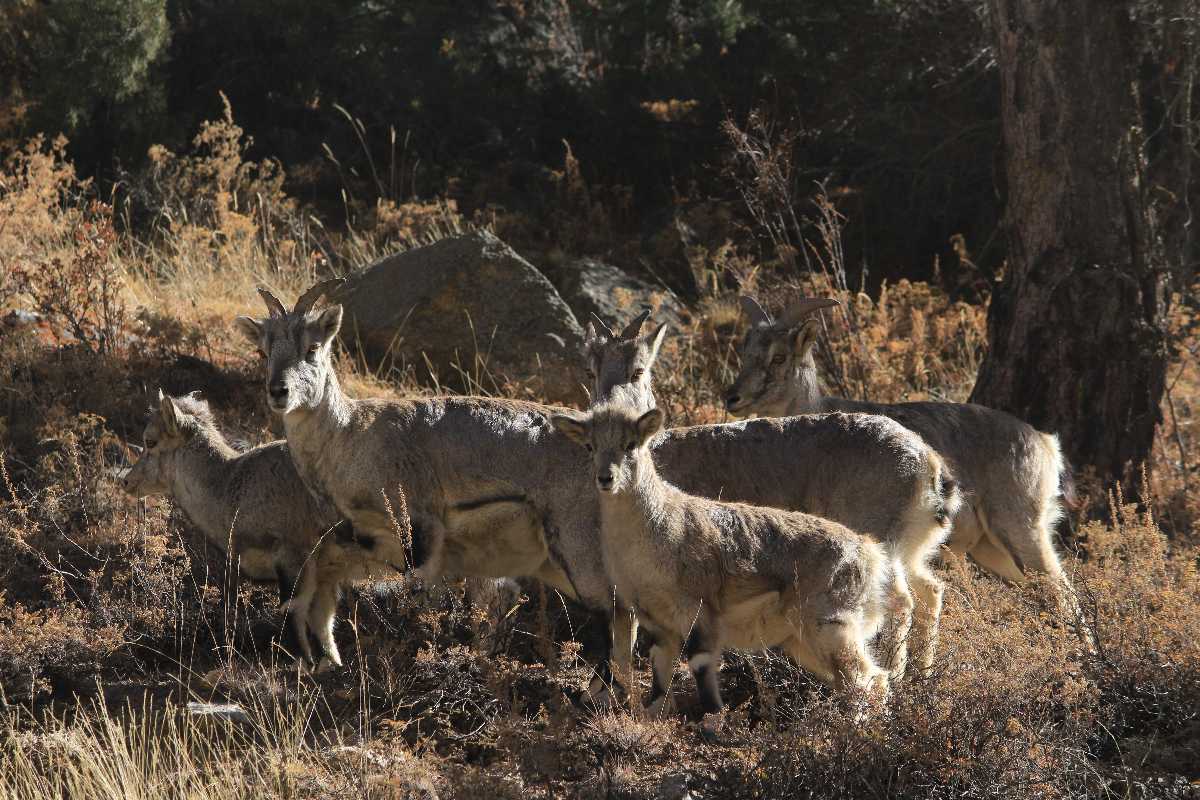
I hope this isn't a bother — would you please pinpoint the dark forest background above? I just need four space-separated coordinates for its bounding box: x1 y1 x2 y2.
2 0 1028 294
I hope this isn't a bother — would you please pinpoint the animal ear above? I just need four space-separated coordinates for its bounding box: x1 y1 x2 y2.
551 413 589 446
791 318 821 359
635 408 664 444
644 322 668 365
315 305 343 344
159 394 181 436
589 312 615 340
234 316 263 347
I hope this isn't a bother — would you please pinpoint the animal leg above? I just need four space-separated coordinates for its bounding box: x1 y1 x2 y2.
588 604 638 709
873 563 915 681
276 563 317 665
810 618 888 700
979 515 1094 650
683 610 724 715
307 576 343 669
645 632 682 718
905 565 944 678
781 635 834 685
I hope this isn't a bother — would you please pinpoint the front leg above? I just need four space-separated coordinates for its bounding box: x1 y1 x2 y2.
683 609 725 716
588 603 638 709
645 631 682 718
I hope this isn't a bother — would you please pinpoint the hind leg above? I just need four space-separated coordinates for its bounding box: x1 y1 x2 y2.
809 618 888 700
874 566 915 681
905 565 944 678
976 504 1094 650
781 635 835 685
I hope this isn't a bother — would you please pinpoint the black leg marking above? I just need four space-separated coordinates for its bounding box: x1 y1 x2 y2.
273 565 304 661
307 629 325 665
275 565 296 606
645 665 667 706
409 519 429 568
694 662 723 715
683 628 705 660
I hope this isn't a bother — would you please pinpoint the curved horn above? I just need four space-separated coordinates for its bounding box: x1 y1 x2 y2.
589 312 616 339
619 308 651 340
774 297 840 330
739 296 773 327
294 277 345 315
257 287 287 318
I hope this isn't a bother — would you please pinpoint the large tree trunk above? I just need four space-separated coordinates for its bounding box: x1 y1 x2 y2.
970 0 1172 494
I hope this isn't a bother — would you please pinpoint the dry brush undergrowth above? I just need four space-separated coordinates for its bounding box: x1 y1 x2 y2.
0 113 1198 799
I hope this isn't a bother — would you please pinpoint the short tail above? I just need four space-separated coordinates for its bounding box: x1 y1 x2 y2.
929 450 963 528
1059 459 1081 512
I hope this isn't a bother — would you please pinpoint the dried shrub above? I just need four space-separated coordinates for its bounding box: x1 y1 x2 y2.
10 199 127 354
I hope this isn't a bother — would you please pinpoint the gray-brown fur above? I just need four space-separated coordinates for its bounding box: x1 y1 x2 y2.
233 283 952 692
553 402 892 714
236 283 623 684
122 391 367 665
725 296 1080 615
583 309 667 412
584 311 959 677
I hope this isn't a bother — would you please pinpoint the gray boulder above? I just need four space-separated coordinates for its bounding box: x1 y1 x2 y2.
334 231 585 404
557 258 687 333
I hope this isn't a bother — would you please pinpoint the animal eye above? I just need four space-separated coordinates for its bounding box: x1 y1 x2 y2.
308 344 320 355
584 443 593 452
145 439 158 450
630 369 645 381
770 354 786 366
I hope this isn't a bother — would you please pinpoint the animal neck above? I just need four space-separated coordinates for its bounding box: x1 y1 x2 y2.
170 433 240 542
603 448 670 522
283 363 352 442
599 381 657 413
784 352 829 415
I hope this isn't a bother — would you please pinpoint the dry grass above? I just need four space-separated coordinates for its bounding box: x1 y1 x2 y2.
0 114 1198 799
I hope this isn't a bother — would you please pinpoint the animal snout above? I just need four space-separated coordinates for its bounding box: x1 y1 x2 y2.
597 471 615 491
269 382 289 405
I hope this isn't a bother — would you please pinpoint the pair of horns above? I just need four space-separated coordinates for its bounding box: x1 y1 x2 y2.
257 277 345 318
590 307 651 341
740 295 839 329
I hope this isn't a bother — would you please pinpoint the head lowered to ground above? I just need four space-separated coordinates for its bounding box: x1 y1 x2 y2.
234 279 345 416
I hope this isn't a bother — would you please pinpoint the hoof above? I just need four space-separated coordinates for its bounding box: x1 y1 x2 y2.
587 674 627 712
698 712 733 745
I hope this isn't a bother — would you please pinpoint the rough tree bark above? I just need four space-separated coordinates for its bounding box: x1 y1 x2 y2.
971 0 1175 494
